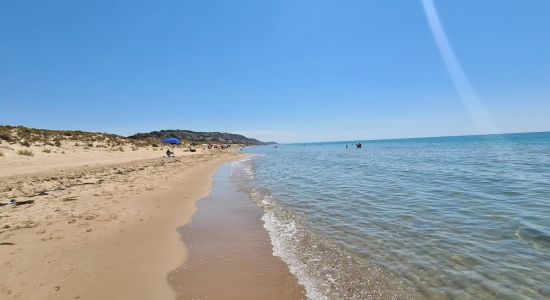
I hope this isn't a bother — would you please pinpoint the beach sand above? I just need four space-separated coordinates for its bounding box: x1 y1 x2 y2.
169 163 306 299
0 144 302 299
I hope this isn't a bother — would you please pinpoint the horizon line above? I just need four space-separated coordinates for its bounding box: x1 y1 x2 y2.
282 130 550 145
1 123 549 145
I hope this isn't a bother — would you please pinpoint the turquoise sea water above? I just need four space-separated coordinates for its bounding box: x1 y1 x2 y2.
239 132 550 299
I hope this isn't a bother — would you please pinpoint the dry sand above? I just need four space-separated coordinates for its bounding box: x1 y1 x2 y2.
0 142 191 178
0 146 243 299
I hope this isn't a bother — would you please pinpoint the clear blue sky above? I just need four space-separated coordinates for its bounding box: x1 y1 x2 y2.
1 0 549 143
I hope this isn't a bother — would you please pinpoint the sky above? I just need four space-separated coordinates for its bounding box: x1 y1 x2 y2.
1 0 549 143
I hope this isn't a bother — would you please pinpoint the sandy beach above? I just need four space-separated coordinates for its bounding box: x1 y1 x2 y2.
169 163 306 299
0 143 302 299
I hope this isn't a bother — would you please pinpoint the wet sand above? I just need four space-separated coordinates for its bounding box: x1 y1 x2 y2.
168 163 306 299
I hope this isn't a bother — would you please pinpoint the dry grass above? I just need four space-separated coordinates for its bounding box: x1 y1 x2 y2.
0 125 133 146
0 150 4 157
17 149 34 156
0 125 161 149
110 146 125 152
42 149 52 153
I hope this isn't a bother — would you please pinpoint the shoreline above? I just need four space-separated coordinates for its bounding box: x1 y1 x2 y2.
168 161 306 299
0 149 244 299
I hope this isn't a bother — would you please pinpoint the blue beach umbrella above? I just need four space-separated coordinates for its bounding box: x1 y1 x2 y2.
161 137 181 145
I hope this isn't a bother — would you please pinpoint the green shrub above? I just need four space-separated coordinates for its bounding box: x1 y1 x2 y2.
20 140 31 147
17 149 34 156
54 140 62 147
42 148 52 153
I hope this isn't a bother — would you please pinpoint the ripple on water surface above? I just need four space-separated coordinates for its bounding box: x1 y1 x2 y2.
242 133 550 299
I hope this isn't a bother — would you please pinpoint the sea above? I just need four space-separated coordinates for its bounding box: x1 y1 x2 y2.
233 132 550 299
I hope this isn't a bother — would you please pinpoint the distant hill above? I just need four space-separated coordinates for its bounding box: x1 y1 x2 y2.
128 129 268 145
0 125 269 147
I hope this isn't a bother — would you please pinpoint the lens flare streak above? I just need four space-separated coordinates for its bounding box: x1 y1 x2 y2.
421 0 496 133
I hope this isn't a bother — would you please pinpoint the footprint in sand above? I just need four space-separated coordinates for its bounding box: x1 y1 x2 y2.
0 285 13 295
